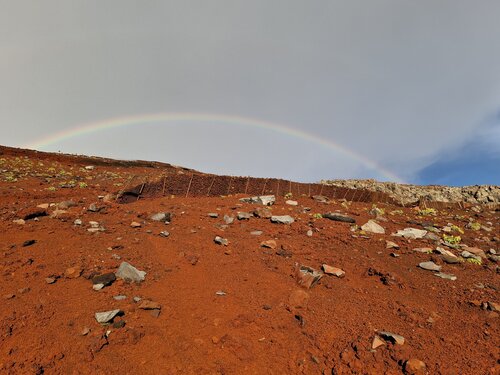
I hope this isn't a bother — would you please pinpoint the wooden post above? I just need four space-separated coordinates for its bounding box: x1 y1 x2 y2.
207 176 216 196
244 177 250 194
162 175 167 196
186 173 194 197
227 176 233 195
261 179 268 195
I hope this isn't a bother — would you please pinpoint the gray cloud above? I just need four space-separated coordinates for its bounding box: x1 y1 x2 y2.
1 1 499 182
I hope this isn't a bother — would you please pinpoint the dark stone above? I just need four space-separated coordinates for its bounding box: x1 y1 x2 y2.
22 240 36 247
322 213 356 223
91 273 116 286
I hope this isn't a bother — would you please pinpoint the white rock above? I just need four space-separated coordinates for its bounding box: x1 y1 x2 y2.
115 262 146 283
95 309 121 323
270 215 295 224
393 228 428 239
418 261 442 272
361 220 385 234
286 200 298 206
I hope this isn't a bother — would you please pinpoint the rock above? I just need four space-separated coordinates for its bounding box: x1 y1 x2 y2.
93 284 104 291
418 261 442 272
130 222 141 228
237 212 252 220
361 220 385 234
13 219 25 225
371 335 385 349
215 291 226 296
81 327 90 336
133 296 142 303
208 213 219 218
286 200 298 206
214 236 229 246
88 203 99 212
240 195 275 206
462 246 487 259
115 262 146 283
92 273 116 287
150 212 171 222
435 247 460 264
424 232 441 241
89 221 100 228
65 267 82 279
461 251 482 262
434 272 457 281
84 165 95 170
22 240 36 247
74 219 83 226
322 213 355 223
159 231 170 238
386 241 400 249
223 215 234 224
393 228 428 239
260 240 277 249
113 295 127 301
378 331 405 345
253 207 272 218
95 309 122 324
250 230 263 236
404 359 426 375
138 300 161 310
270 215 294 224
487 302 499 312
295 265 323 289
312 195 330 204
322 264 345 278
37 203 49 209
306 229 313 237
58 201 76 210
45 277 56 284
413 247 432 253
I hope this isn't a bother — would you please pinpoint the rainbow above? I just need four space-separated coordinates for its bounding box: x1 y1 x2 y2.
24 112 404 182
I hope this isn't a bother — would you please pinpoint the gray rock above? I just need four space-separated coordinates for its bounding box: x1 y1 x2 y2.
150 212 171 222
393 228 428 239
74 219 83 226
323 213 356 223
240 195 276 206
208 213 219 218
133 296 142 303
88 203 99 212
223 214 234 225
461 251 481 262
361 220 385 234
418 261 442 272
285 200 298 206
214 236 229 246
113 295 127 301
434 272 457 281
115 262 146 283
312 195 330 203
237 212 252 220
306 229 313 237
58 200 76 210
270 215 295 224
435 247 460 264
250 230 263 236
159 231 170 238
95 309 121 324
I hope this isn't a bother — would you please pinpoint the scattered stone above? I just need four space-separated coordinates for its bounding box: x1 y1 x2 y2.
215 291 226 296
150 212 171 222
84 165 95 170
435 247 460 264
88 203 99 212
312 195 330 204
286 200 298 206
487 302 499 312
322 264 345 278
295 265 323 289
95 310 122 324
361 220 385 234
113 295 127 301
92 273 116 287
276 245 293 258
306 229 313 237
74 219 82 226
371 335 385 350
434 272 457 281
45 277 56 284
130 222 141 228
93 284 105 291
461 251 482 262
270 215 294 224
253 207 272 218
424 232 441 241
322 213 355 223
22 240 36 247
378 331 405 345
393 228 427 239
208 213 219 218
404 359 426 375
89 221 99 228
237 212 252 220
13 219 25 225
413 247 432 253
390 253 400 258
418 261 442 272
250 230 263 236
386 241 400 249
115 262 146 283
133 296 142 303
81 327 90 336
138 300 161 310
223 215 234 224
65 267 83 279
4 293 15 300
462 246 487 259
159 231 170 238
240 195 275 206
214 236 229 246
260 240 277 249
37 203 49 209
58 201 76 210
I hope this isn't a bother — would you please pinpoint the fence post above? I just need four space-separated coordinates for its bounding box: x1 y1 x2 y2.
162 175 167 196
261 179 268 195
244 177 250 194
186 173 194 197
226 176 233 195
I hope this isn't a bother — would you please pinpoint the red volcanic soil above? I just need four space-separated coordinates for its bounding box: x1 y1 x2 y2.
0 146 498 374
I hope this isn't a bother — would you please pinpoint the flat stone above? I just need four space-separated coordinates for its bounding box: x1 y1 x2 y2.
393 228 427 239
361 220 385 234
113 295 127 301
386 241 400 249
74 219 83 226
270 215 294 224
130 222 141 228
378 331 405 345
65 267 82 279
223 215 234 224
434 272 457 281
322 264 345 278
260 240 277 249
237 212 252 220
92 272 116 286
413 247 432 253
435 247 460 264
240 195 275 206
253 207 272 218
295 265 323 289
286 200 298 206
208 213 219 218
306 229 313 237
95 309 122 324
13 219 25 225
115 262 146 283
250 230 263 236
372 335 385 349
418 261 442 272
322 213 355 223
138 299 161 310
159 231 170 238
93 283 105 291
461 251 481 261
58 200 76 209
312 195 330 203
45 277 56 284
214 236 229 246
150 212 171 222
462 246 487 259
22 240 36 247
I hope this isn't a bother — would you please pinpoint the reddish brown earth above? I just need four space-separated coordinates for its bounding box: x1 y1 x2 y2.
0 146 498 374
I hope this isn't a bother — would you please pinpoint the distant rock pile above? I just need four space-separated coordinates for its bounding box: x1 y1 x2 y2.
321 179 500 206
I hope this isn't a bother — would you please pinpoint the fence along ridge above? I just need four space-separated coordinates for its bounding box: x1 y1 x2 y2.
116 172 406 206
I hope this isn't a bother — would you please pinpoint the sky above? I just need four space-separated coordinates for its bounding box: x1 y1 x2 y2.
1 1 499 186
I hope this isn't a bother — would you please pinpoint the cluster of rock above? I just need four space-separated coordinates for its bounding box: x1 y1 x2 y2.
321 179 500 205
